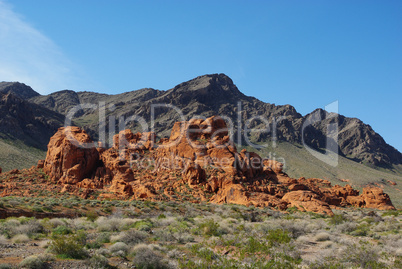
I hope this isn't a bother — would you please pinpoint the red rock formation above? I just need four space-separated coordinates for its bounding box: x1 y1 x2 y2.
282 191 334 216
33 117 396 215
43 126 99 184
361 187 395 210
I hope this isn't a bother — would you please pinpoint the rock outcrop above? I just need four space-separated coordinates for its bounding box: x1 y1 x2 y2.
43 126 99 184
34 117 396 214
361 187 395 210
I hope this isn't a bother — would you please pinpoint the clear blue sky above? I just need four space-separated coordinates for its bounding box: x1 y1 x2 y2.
1 0 401 152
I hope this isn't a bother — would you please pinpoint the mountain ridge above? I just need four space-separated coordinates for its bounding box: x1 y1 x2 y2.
0 74 401 170
24 73 402 167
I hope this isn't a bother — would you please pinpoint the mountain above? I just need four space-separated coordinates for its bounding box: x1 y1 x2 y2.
28 73 402 167
0 82 40 99
0 91 65 171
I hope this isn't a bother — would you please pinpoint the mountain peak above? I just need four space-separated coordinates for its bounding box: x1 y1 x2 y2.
166 73 247 107
172 73 241 94
0 82 40 99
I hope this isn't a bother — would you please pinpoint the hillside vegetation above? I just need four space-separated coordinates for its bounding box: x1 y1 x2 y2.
0 139 45 172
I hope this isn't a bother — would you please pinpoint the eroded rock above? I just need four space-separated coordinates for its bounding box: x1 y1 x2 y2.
43 126 99 184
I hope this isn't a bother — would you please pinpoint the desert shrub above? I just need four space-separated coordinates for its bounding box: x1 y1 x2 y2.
329 214 347 225
84 254 110 269
153 229 176 242
343 241 385 268
266 229 292 246
19 255 45 269
350 222 370 236
242 236 270 255
167 248 184 259
112 229 148 245
175 232 194 243
15 219 43 236
48 218 66 228
198 219 220 237
196 247 219 261
96 248 111 257
131 244 169 269
96 217 123 232
12 233 30 243
86 210 99 222
217 218 236 235
332 221 358 234
109 242 129 257
155 216 176 227
19 254 54 269
86 233 111 249
70 218 94 231
48 233 88 259
0 264 13 269
264 219 311 238
52 225 72 235
122 229 148 245
133 219 154 232
382 210 401 217
0 235 7 245
315 232 331 242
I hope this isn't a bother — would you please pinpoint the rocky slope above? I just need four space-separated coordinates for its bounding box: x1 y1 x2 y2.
2 116 389 216
0 91 65 150
28 74 402 167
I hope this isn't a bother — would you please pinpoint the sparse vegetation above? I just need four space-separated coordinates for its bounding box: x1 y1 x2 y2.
0 200 400 268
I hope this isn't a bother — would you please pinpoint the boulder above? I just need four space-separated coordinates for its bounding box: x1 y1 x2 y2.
37 159 45 169
282 190 334 215
361 187 395 210
211 184 250 206
133 184 157 199
43 126 99 184
183 162 206 186
77 178 103 189
108 179 133 196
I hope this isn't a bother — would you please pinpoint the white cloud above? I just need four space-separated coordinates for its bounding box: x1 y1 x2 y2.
0 1 90 94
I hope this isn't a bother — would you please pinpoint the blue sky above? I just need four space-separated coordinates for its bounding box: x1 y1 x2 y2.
1 0 401 152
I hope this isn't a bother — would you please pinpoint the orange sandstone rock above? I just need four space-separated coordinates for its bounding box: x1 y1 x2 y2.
43 127 99 184
361 186 395 210
282 190 334 216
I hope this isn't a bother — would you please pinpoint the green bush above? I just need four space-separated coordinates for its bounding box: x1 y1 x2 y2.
49 233 88 259
52 225 72 235
133 219 154 232
198 219 220 237
266 229 292 246
86 210 99 222
329 214 347 225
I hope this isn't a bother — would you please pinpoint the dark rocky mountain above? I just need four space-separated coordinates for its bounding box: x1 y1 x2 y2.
27 73 402 167
0 91 64 150
0 82 40 99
